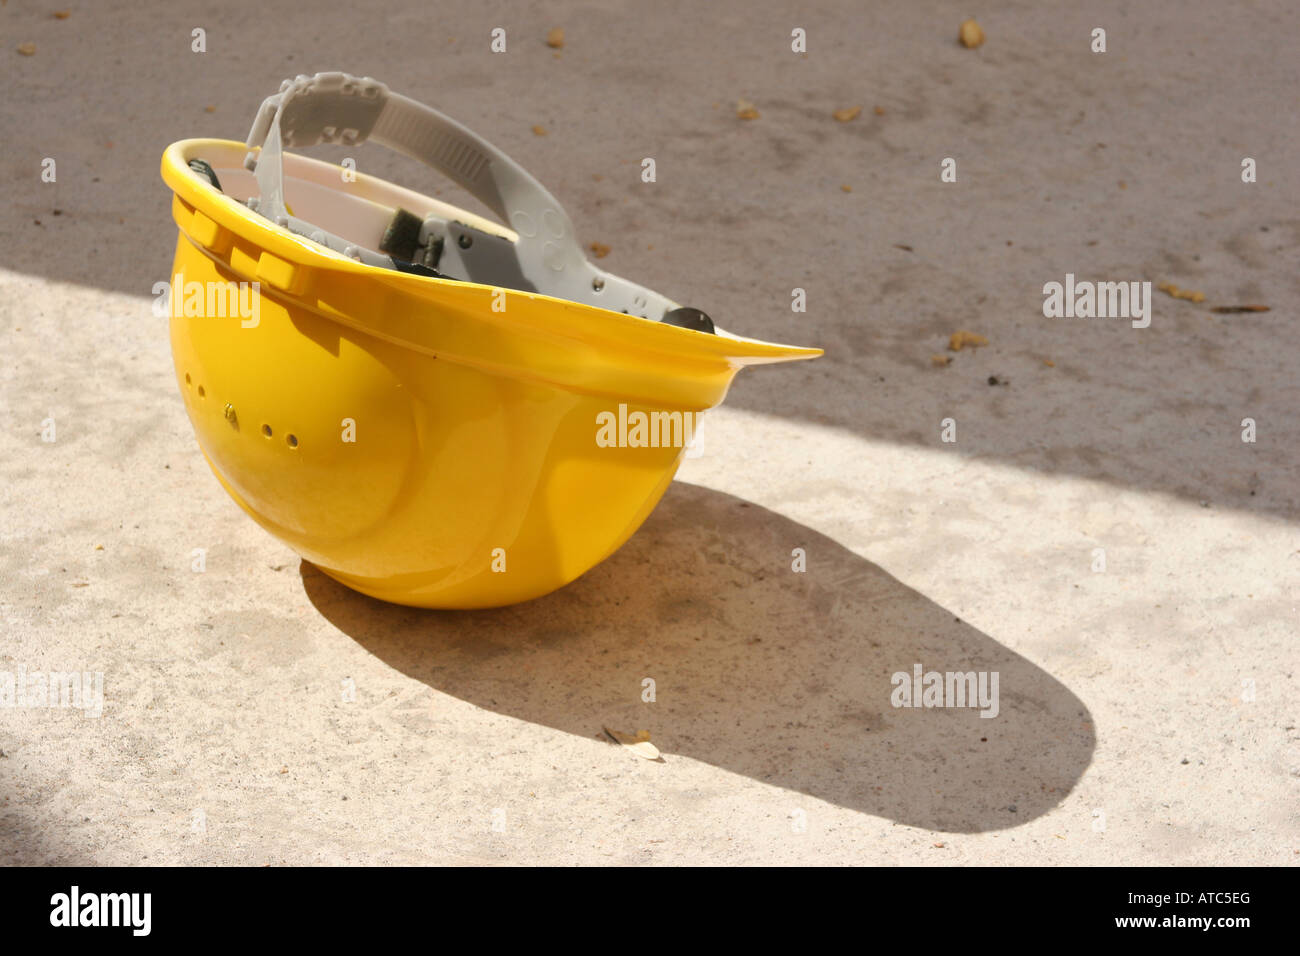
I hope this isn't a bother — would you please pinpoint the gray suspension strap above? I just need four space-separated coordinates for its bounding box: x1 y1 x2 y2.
242 72 677 320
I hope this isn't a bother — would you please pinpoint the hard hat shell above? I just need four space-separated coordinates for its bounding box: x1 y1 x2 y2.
161 80 819 608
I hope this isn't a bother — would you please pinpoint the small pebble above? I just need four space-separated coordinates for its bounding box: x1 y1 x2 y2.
959 19 984 48
949 330 988 351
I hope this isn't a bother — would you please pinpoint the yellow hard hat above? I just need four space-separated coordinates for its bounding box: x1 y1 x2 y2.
161 72 821 608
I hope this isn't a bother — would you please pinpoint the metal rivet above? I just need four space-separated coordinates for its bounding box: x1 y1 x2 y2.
223 403 237 426
592 277 605 292
457 234 472 249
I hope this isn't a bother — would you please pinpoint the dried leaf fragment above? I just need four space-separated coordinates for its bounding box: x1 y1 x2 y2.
840 184 852 193
959 19 984 48
874 105 886 116
832 105 862 122
931 354 953 367
1157 282 1206 303
604 726 661 760
54 10 70 18
948 330 988 351
17 42 36 56
589 241 610 258
531 124 547 136
546 27 565 49
736 98 760 120
1210 304 1270 313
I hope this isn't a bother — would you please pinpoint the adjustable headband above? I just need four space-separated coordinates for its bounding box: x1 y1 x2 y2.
242 71 678 320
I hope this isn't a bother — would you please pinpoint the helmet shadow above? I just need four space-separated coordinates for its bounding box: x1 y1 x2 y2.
300 480 1095 832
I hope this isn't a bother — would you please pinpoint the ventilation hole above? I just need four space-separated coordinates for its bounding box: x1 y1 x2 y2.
261 424 272 438
197 385 205 398
286 434 299 448
184 373 192 386
457 233 472 249
592 278 605 292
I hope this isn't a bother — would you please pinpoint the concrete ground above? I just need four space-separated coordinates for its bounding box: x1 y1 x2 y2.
2 0 1297 864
